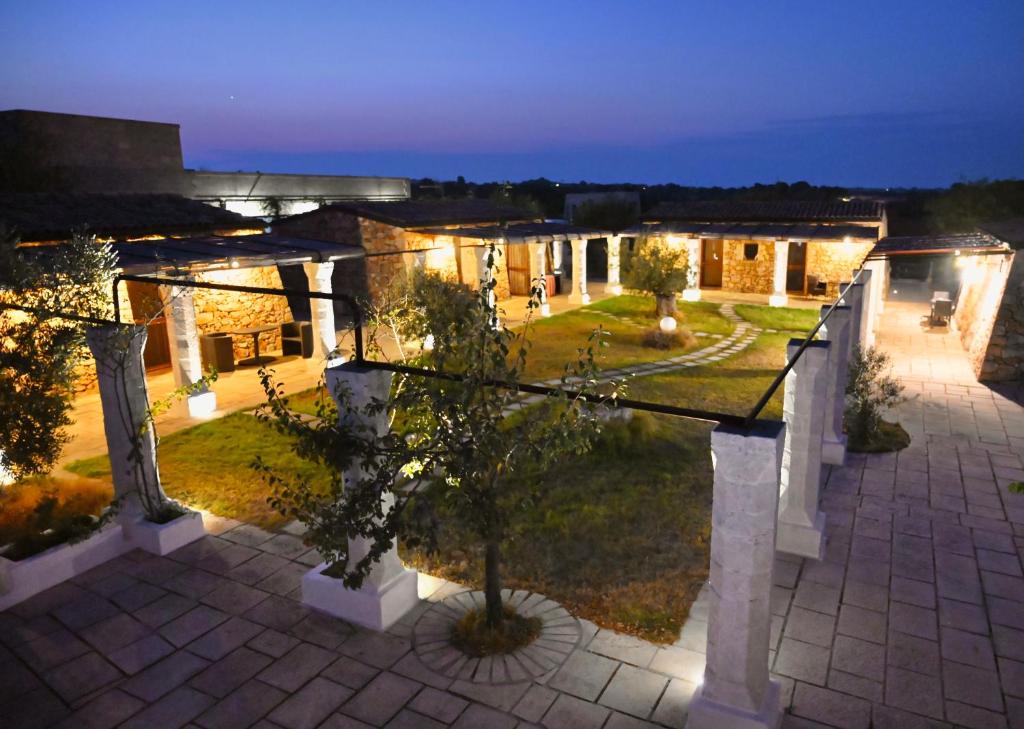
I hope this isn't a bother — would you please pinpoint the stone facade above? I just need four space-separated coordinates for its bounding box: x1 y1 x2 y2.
720 240 776 294
193 266 293 360
955 250 1024 381
806 241 874 297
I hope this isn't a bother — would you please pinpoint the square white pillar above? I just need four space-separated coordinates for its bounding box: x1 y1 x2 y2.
306 363 418 631
473 245 499 325
528 242 551 316
162 278 216 417
687 421 785 729
769 240 789 307
569 239 590 305
860 262 884 347
552 239 564 273
778 339 830 559
819 305 852 466
841 281 866 350
303 261 340 365
605 236 623 296
683 237 701 301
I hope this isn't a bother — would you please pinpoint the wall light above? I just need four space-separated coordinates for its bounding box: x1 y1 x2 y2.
230 260 240 269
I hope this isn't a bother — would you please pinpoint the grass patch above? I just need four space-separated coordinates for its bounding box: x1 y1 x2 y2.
286 386 334 419
847 420 911 453
405 412 713 644
67 412 332 528
626 332 791 419
520 298 732 381
451 606 542 657
734 304 821 333
590 296 736 335
0 476 114 560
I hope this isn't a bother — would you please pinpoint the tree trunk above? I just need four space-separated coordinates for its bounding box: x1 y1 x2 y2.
656 294 677 317
484 539 503 629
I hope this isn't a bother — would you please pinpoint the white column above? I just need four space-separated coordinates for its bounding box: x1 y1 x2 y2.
778 339 830 559
528 242 551 316
569 239 590 305
819 305 852 466
769 240 789 307
162 278 216 417
861 261 885 345
552 239 564 273
86 325 167 517
304 363 418 631
303 261 340 364
683 237 701 302
856 268 873 347
605 236 623 295
688 421 785 729
842 280 867 349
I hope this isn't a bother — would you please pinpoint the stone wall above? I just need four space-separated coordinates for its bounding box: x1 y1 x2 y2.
955 251 1023 381
722 240 775 294
193 266 293 359
806 241 874 297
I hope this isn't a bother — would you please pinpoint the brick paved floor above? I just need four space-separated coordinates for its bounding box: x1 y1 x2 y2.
3 298 1022 728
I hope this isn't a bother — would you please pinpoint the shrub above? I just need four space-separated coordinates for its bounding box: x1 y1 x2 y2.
641 327 697 350
0 477 114 560
623 237 689 317
844 345 907 452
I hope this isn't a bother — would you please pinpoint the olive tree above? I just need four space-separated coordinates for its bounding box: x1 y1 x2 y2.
257 256 619 631
0 228 116 483
623 236 689 316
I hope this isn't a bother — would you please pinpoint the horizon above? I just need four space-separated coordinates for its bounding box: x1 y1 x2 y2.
2 1 1023 187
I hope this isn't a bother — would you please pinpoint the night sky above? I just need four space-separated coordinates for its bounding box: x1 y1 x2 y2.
2 1 1022 187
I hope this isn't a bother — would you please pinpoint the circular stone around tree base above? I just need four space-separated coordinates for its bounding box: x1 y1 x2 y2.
412 588 581 684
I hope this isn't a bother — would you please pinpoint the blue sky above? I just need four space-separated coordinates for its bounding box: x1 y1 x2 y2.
2 1 1022 186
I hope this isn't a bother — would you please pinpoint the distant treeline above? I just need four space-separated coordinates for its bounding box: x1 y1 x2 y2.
412 177 1024 237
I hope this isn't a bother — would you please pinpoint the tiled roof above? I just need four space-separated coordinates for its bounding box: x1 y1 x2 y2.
622 221 878 242
644 200 885 223
289 198 536 228
0 193 254 242
871 232 1006 255
417 221 608 242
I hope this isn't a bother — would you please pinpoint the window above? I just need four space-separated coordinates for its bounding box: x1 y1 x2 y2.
744 243 759 260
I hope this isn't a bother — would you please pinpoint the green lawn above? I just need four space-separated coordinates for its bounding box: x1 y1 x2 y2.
627 332 791 419
285 386 333 418
67 412 333 529
734 304 821 333
589 295 736 335
520 297 733 381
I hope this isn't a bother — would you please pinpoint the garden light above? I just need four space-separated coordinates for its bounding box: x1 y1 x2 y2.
659 316 677 333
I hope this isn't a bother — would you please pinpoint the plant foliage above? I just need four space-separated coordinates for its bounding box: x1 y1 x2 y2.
623 237 689 315
844 345 906 451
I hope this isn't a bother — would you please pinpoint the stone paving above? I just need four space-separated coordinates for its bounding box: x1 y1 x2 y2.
4 297 1024 728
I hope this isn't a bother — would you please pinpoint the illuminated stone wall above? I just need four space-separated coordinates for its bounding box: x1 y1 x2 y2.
955 251 1024 381
721 240 775 294
193 266 293 359
806 241 874 297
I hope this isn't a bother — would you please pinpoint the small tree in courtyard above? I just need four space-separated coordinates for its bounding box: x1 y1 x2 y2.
257 255 619 643
623 236 689 317
0 228 117 483
845 345 908 452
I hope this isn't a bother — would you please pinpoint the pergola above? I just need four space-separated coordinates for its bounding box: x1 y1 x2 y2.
417 222 617 314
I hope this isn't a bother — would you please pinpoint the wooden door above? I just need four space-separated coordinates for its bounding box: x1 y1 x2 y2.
506 243 532 295
786 241 807 293
700 239 723 287
126 281 172 371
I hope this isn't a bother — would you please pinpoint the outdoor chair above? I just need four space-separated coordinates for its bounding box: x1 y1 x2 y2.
281 321 314 358
807 274 828 296
930 297 954 327
200 332 235 372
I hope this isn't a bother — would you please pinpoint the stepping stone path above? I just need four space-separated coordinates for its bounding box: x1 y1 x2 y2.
412 589 581 684
506 303 762 413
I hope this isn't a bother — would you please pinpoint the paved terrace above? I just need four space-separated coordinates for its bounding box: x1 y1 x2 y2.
5 297 1023 728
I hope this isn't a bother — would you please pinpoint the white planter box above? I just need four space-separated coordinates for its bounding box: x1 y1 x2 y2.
302 562 419 632
125 509 205 556
0 523 132 612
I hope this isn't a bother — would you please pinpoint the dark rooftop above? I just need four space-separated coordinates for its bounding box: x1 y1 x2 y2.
28 233 363 275
644 200 885 223
0 193 256 242
623 221 879 242
287 198 536 229
416 221 609 242
870 232 1007 256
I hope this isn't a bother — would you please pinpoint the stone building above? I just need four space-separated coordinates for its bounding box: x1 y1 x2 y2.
273 199 614 313
625 200 886 305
